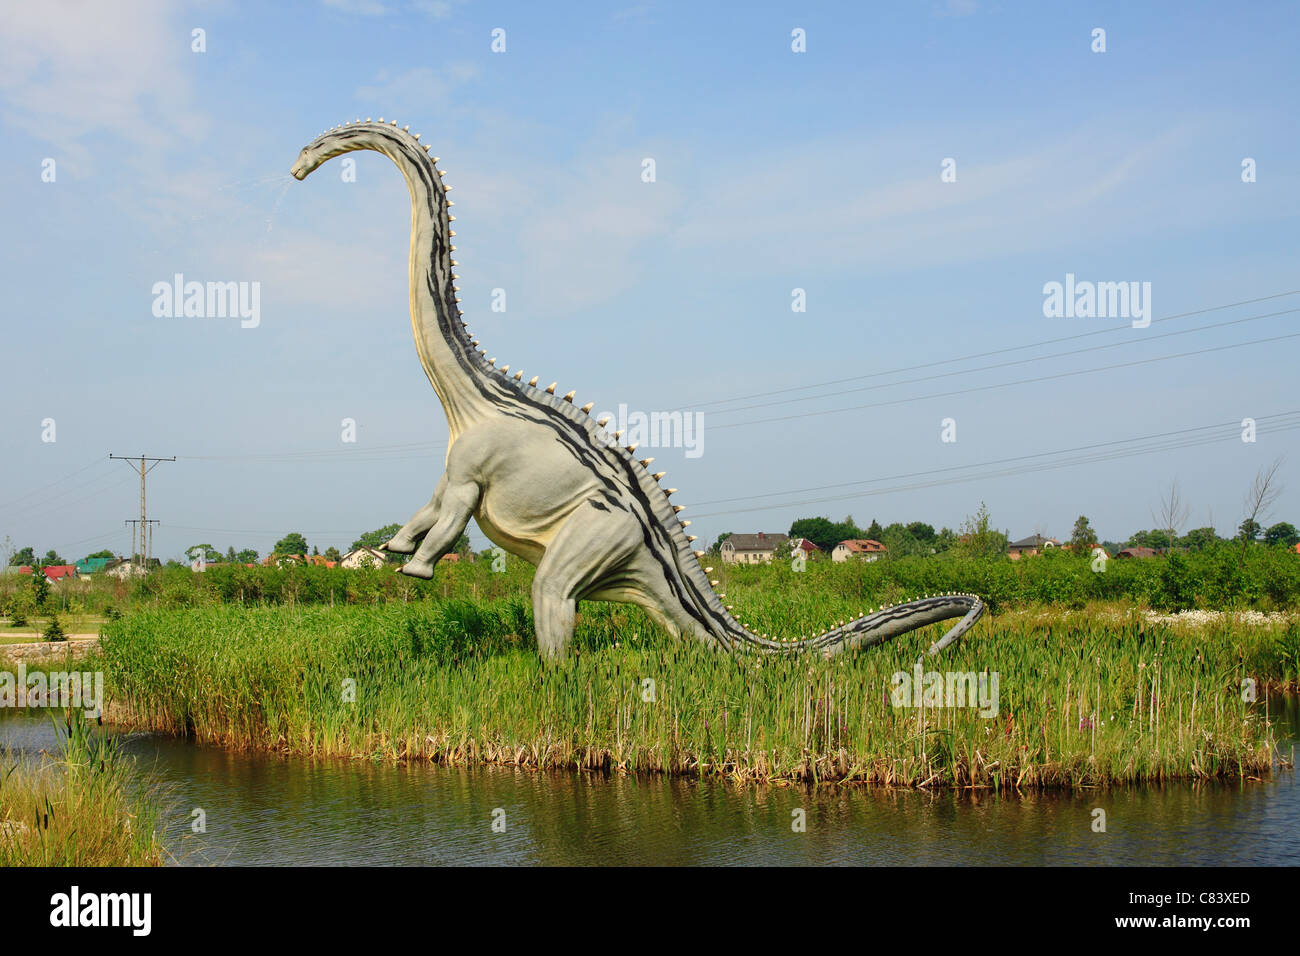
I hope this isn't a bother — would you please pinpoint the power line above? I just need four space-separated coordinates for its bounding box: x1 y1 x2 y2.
691 289 1300 410
2 472 138 529
712 328 1300 431
708 306 1298 417
690 411 1300 519
180 439 445 462
691 413 1297 507
158 290 1299 461
0 457 115 514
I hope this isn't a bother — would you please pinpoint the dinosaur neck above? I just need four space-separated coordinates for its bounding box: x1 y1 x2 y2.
303 122 494 437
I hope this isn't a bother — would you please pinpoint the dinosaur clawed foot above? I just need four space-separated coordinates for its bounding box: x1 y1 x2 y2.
399 560 434 579
381 536 417 555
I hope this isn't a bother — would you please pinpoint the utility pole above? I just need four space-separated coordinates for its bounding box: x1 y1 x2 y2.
110 454 174 569
124 519 161 568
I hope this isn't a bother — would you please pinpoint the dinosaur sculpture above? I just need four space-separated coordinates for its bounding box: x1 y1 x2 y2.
291 119 986 658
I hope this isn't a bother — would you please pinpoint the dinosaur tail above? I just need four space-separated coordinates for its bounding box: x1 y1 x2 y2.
765 593 986 658
683 576 985 658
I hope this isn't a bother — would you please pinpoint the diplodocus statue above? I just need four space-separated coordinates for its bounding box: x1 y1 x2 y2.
291 119 985 658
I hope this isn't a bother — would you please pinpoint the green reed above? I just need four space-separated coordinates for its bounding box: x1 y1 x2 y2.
0 711 166 866
95 594 1298 789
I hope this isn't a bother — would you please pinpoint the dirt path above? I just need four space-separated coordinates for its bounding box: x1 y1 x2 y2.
1 634 99 643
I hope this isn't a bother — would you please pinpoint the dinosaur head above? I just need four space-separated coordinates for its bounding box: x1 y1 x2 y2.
290 138 335 180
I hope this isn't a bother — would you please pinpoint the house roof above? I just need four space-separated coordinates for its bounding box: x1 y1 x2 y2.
721 533 789 552
75 557 113 574
42 565 77 580
1116 547 1159 558
1009 535 1058 550
836 539 887 553
789 538 821 552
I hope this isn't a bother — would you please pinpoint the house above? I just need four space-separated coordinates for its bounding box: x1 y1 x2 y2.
105 558 158 579
1115 547 1159 559
75 556 114 575
1008 535 1059 560
41 565 78 581
832 539 887 563
789 538 821 557
341 547 387 570
719 533 789 564
263 553 332 568
439 552 475 564
190 558 243 572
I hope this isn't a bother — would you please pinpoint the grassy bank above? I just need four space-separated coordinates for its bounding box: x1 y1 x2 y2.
0 713 166 866
6 542 1299 621
97 599 1299 789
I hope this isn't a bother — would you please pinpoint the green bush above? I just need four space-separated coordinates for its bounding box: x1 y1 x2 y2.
43 616 66 642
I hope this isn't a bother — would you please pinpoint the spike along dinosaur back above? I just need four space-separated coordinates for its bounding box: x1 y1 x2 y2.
290 120 986 659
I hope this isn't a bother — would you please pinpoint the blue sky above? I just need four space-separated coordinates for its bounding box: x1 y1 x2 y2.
1 0 1297 563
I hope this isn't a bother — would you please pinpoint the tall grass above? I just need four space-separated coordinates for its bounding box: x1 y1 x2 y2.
0 712 166 866
98 599 1298 789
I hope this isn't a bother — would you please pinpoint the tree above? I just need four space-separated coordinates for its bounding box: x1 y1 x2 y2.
9 546 35 567
30 567 50 611
1264 522 1300 548
1152 480 1189 554
235 548 259 564
879 522 920 557
865 519 884 541
1239 459 1283 567
81 549 114 563
1069 515 1098 554
351 524 402 552
226 546 237 563
324 546 342 562
1128 528 1173 551
452 533 471 556
42 549 65 566
955 502 1008 559
789 517 849 555
274 532 309 557
1181 527 1219 551
906 522 936 544
933 527 956 553
185 543 220 563
789 516 866 554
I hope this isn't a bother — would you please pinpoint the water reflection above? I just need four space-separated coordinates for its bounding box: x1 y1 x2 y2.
2 701 1296 866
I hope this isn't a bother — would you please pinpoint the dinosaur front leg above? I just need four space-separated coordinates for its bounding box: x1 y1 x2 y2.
383 475 448 555
398 479 480 579
531 500 642 659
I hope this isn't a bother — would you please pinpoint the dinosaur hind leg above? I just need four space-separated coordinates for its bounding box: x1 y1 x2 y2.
398 478 480 579
531 500 642 659
384 476 448 555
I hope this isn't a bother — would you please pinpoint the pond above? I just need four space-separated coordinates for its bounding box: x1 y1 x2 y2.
2 700 1297 866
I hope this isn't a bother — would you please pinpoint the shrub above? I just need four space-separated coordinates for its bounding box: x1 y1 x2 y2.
43 616 66 642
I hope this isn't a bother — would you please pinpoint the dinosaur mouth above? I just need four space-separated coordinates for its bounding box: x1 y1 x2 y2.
290 155 310 180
